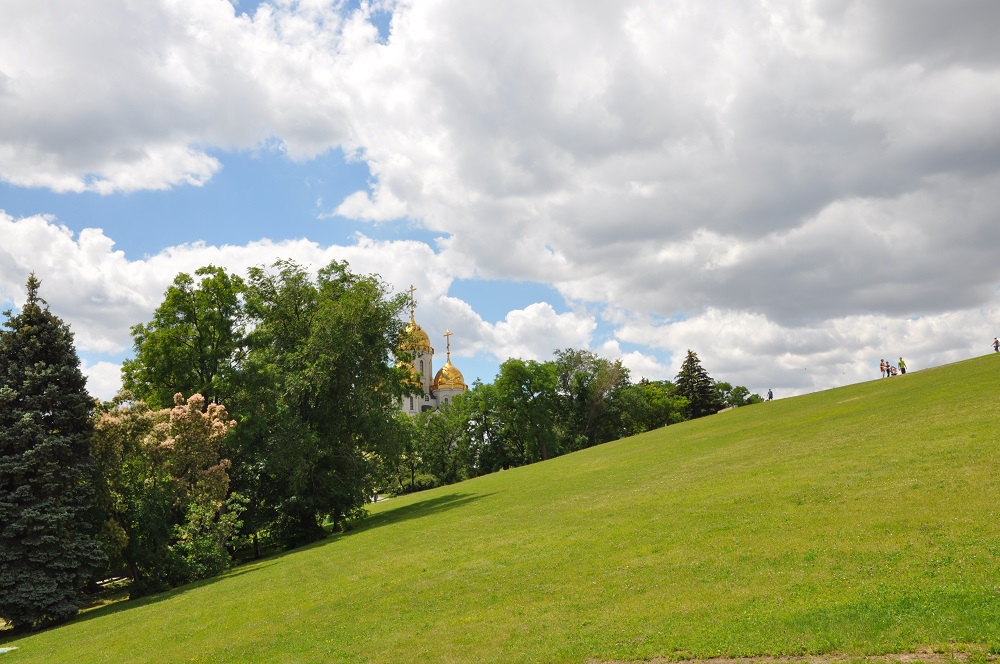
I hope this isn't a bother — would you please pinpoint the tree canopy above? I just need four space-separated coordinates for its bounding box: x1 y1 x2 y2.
122 265 245 409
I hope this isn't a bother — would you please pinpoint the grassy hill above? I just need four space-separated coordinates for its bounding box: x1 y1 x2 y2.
3 355 1000 663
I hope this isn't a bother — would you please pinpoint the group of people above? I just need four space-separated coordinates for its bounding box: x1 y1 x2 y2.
880 357 906 378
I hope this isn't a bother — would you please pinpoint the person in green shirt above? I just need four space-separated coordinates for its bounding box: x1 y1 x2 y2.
898 357 906 375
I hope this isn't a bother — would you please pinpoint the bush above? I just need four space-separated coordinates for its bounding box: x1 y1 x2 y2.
396 473 440 495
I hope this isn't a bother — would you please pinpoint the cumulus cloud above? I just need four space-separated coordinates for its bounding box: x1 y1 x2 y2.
1 213 605 400
616 303 1000 397
3 0 1000 401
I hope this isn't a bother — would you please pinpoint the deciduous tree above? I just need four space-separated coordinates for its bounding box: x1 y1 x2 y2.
232 260 408 546
122 266 245 409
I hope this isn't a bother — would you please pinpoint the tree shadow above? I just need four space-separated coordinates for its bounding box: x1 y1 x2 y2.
354 491 491 534
0 561 279 644
0 492 488 645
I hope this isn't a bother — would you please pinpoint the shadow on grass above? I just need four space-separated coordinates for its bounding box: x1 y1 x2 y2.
355 491 490 534
0 493 487 646
0 561 279 646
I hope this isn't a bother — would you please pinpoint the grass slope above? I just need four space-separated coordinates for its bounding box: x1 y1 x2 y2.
4 355 1000 663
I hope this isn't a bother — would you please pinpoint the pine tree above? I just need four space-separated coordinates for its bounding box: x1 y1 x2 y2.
674 349 722 419
0 275 106 631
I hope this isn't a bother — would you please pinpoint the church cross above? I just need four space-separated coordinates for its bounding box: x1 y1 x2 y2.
444 329 452 360
406 284 417 320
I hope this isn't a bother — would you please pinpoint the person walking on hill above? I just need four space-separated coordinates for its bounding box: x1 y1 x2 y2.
767 388 773 401
879 359 886 378
993 337 999 353
898 357 906 375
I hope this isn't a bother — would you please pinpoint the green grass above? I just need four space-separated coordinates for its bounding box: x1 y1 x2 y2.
4 355 1000 662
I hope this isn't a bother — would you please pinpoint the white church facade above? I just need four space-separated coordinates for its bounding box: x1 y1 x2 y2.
399 287 468 415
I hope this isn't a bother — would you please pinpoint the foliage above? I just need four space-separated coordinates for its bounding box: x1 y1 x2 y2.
230 260 409 546
0 275 106 632
122 266 245 409
715 381 764 408
90 392 238 597
551 348 632 450
171 493 246 581
412 397 470 486
674 349 723 418
618 378 689 434
489 358 560 464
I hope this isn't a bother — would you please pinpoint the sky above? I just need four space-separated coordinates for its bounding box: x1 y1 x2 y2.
2 0 1000 402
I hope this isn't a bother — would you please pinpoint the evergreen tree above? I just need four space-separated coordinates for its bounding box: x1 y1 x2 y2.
0 275 106 631
674 349 722 419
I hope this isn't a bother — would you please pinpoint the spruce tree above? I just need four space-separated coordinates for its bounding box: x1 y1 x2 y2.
0 275 106 631
674 349 722 419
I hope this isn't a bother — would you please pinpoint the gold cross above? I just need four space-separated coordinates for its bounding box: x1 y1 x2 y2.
444 329 452 359
406 284 416 320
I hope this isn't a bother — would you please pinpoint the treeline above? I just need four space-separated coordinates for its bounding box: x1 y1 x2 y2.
0 263 759 631
395 348 761 492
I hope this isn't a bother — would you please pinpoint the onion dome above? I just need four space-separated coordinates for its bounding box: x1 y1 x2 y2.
432 329 467 391
400 318 433 353
433 359 467 391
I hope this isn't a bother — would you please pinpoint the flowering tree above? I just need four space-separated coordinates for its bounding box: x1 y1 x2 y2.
91 392 240 596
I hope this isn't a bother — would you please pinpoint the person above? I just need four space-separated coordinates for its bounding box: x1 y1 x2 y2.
879 359 886 378
767 388 773 401
993 337 999 353
898 357 906 375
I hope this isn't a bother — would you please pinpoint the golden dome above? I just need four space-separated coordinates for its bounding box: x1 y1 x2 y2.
433 359 467 391
400 319 433 352
432 328 467 391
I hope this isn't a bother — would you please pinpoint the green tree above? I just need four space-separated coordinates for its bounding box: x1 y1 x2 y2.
462 380 505 475
619 379 689 434
491 358 559 464
0 275 106 631
674 350 722 419
413 395 470 486
122 265 245 409
233 260 408 546
715 382 764 408
552 348 631 450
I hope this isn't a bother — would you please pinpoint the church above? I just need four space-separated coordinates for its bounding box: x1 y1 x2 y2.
399 286 468 415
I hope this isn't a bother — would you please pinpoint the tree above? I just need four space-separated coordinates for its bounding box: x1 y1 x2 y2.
122 266 245 409
413 395 470 486
674 350 722 419
490 358 559 464
231 260 409 546
619 379 689 434
90 392 239 597
0 275 106 631
552 348 631 450
715 382 764 408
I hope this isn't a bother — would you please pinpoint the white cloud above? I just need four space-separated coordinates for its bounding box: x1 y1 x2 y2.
0 211 465 377
81 360 126 403
484 303 596 363
3 0 1000 403
616 303 1000 398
